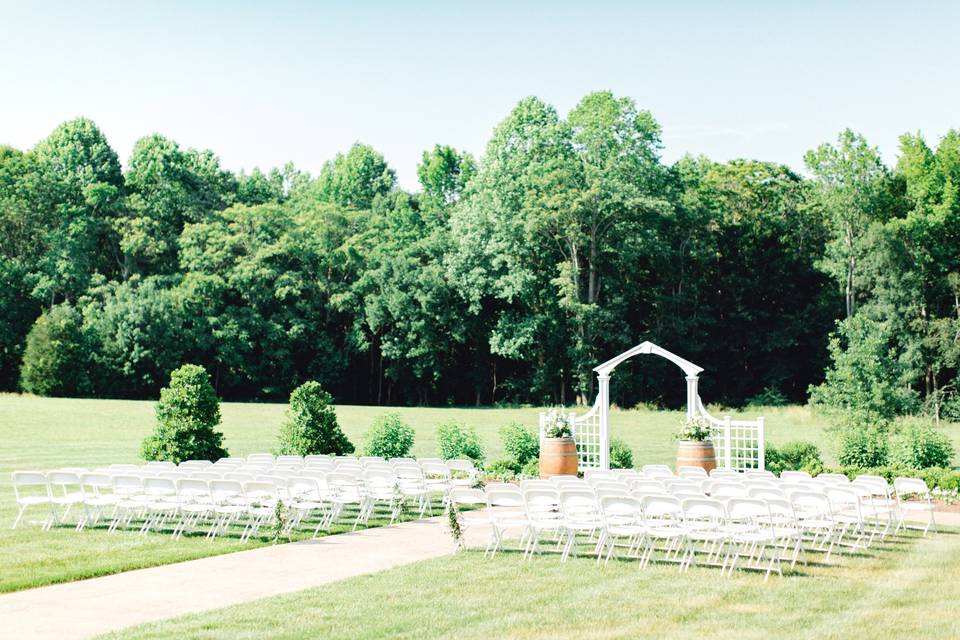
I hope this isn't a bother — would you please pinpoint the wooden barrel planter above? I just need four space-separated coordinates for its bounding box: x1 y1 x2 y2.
676 440 717 473
539 436 579 478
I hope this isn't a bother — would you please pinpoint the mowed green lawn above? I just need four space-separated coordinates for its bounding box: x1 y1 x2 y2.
0 394 956 595
104 530 960 640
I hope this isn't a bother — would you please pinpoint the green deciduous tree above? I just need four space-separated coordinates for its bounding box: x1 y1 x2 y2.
19 303 91 396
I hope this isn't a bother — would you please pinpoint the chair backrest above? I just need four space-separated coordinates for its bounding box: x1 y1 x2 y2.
708 482 749 499
210 479 244 499
143 477 177 495
244 481 278 501
744 469 776 479
789 490 831 515
276 455 303 465
177 478 210 497
109 464 141 472
677 466 708 479
447 459 478 474
520 479 553 492
144 461 176 470
894 477 931 499
524 487 561 515
363 468 397 486
485 484 523 508
681 497 725 523
389 457 417 465
560 490 600 521
627 478 664 492
179 460 213 469
80 472 113 490
421 461 451 478
726 497 771 523
47 471 81 487
709 469 740 479
300 469 329 481
748 486 784 500
360 456 386 465
304 454 332 463
224 472 255 482
584 471 618 484
780 470 812 481
600 494 643 520
640 494 682 519
595 486 631 500
825 486 861 511
191 471 222 480
641 468 674 479
450 487 486 506
113 474 143 494
247 453 275 464
817 473 851 484
12 471 50 501
288 476 322 497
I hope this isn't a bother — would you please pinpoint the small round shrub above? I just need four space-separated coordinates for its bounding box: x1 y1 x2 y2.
766 440 823 475
437 421 485 462
609 438 634 469
141 364 227 463
520 458 540 478
836 420 889 468
484 458 520 481
891 423 954 469
499 422 539 466
19 304 92 397
363 413 414 458
276 381 353 456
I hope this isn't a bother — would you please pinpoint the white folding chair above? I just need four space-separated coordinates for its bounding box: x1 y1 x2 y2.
597 495 645 564
894 477 936 535
724 498 782 581
139 477 179 535
11 471 56 530
522 487 564 559
484 484 527 557
47 471 85 525
78 472 118 530
637 495 686 568
173 478 214 539
558 488 602 562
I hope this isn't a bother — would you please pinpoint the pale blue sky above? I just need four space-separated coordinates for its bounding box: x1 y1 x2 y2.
2 1 958 189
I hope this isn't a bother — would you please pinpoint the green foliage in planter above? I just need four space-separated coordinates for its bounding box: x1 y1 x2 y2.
609 438 634 469
890 423 954 469
766 441 824 475
19 304 92 397
276 381 353 456
363 412 414 458
500 422 539 466
437 420 485 463
141 364 227 463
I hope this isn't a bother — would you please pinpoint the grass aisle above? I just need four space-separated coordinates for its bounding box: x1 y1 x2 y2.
102 529 960 640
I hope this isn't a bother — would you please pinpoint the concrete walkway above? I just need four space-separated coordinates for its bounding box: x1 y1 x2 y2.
0 517 457 640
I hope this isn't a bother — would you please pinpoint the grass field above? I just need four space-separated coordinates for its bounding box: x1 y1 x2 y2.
103 530 960 640
1 394 957 595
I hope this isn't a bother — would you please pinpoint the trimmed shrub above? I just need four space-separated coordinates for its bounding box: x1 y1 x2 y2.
141 364 227 463
500 422 539 466
19 304 91 397
891 423 954 469
609 438 634 469
821 465 960 493
437 421 485 463
836 420 889 468
276 381 353 456
484 458 520 481
520 458 540 478
363 412 414 458
766 441 824 475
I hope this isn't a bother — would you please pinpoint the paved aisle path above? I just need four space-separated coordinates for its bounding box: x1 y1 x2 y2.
0 517 457 640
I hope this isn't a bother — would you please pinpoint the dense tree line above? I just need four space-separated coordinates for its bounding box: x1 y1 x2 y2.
2 91 957 416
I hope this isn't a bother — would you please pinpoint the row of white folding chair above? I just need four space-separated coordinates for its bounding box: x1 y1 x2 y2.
472 483 789 578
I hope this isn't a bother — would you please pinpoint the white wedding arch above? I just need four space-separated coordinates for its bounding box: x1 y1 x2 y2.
539 341 765 471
